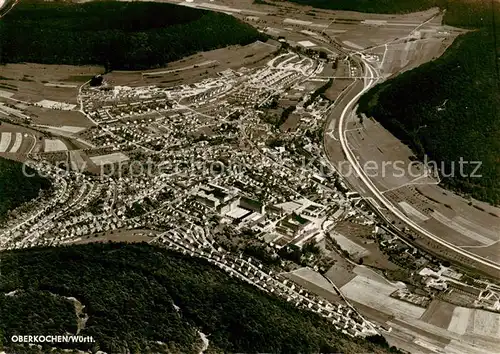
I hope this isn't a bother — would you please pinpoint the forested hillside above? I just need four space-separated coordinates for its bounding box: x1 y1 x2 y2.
283 0 442 13
0 243 400 354
0 157 50 222
0 1 266 70
357 1 500 204
282 0 495 30
282 0 493 26
278 0 500 204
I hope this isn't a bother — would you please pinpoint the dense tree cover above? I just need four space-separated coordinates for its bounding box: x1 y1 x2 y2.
358 2 500 204
0 157 50 222
0 243 399 353
283 0 442 14
0 1 266 70
281 0 496 29
0 290 78 343
278 0 500 204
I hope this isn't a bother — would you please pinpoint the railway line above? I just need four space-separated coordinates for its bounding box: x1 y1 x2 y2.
331 52 500 274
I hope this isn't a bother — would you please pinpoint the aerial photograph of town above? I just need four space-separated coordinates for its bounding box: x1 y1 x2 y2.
0 0 499 353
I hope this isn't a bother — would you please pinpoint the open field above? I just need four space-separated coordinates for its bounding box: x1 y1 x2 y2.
36 99 76 111
25 106 94 128
323 79 355 100
376 36 454 77
345 117 437 192
142 60 217 76
333 220 399 270
105 40 279 88
447 306 500 338
0 122 42 157
283 267 343 304
324 257 500 354
420 300 455 328
389 185 500 262
0 132 24 153
71 229 159 245
390 318 452 348
447 307 472 335
357 3 500 205
330 231 369 259
338 100 500 266
340 275 426 319
167 0 459 73
0 63 102 104
324 255 356 288
43 139 67 152
462 242 500 264
69 150 86 172
0 132 11 152
90 152 129 166
37 125 87 135
0 2 497 354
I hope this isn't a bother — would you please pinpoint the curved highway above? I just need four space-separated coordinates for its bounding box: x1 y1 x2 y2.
0 0 18 18
334 54 500 273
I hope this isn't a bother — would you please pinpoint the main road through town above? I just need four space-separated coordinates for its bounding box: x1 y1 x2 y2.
332 53 500 273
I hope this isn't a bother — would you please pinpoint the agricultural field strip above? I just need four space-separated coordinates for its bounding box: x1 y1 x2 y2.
69 151 86 171
44 83 78 88
386 320 453 353
415 309 500 342
0 104 26 118
431 211 495 245
35 125 87 134
388 313 500 354
0 89 14 98
43 139 68 152
469 308 500 338
0 132 12 152
142 60 218 76
330 231 369 257
352 266 398 287
398 201 429 222
286 267 338 294
9 132 22 153
343 41 364 50
454 216 500 242
35 99 77 110
413 338 446 353
444 339 498 354
90 152 129 166
340 275 426 319
447 307 471 335
448 306 500 338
